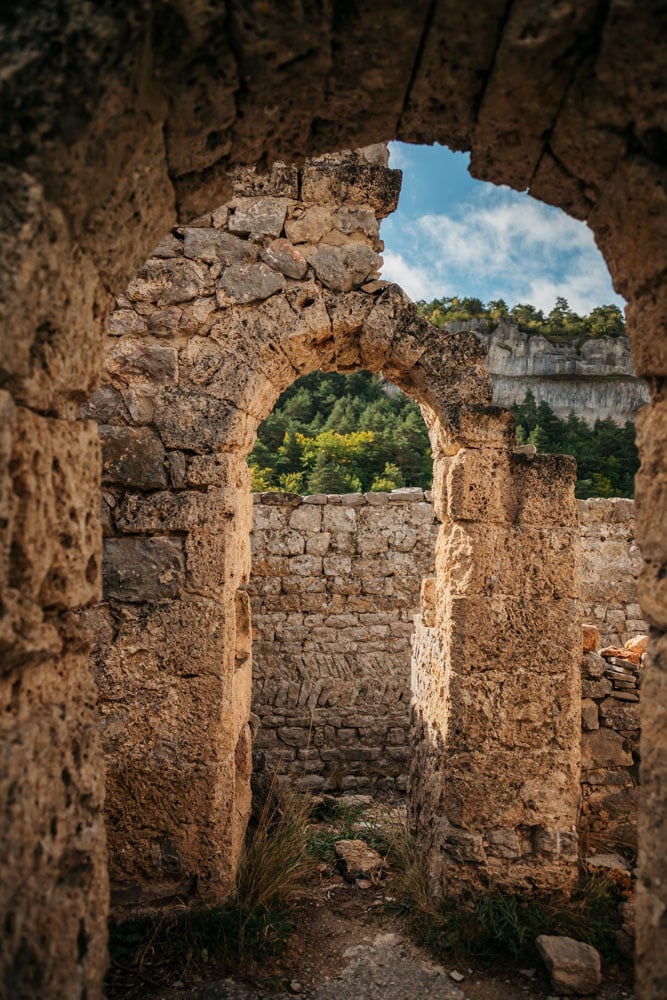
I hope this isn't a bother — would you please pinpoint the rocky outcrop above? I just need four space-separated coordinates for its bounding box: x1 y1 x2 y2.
453 321 649 425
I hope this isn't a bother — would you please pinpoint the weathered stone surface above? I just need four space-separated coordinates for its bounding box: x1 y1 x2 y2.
582 728 633 770
217 262 284 305
103 537 184 601
304 243 378 292
8 410 101 612
127 258 209 305
100 425 167 489
183 228 259 264
260 239 308 279
583 624 600 653
536 935 602 996
334 839 386 879
228 197 289 237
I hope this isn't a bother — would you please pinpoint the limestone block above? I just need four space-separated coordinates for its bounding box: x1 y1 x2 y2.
108 308 147 336
581 728 633 769
183 228 259 264
105 340 178 385
536 935 601 996
227 197 289 237
179 338 280 420
103 537 184 601
284 205 334 244
582 624 600 652
289 504 322 532
333 206 380 243
216 262 284 305
116 488 237 533
260 239 308 279
153 389 256 453
599 697 640 731
100 426 167 489
127 258 210 305
300 157 401 218
306 533 331 556
304 243 378 292
230 163 299 200
446 594 580 675
0 653 108 999
323 505 356 532
9 409 101 610
581 699 599 731
437 522 580 601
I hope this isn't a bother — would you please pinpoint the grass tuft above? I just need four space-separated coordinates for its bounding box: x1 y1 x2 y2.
107 780 315 995
389 830 625 964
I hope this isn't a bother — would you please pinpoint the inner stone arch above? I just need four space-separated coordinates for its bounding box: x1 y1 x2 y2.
86 148 581 912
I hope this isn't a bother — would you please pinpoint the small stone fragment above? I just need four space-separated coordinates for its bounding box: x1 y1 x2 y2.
625 634 648 657
260 238 308 279
536 935 602 996
334 839 386 880
582 624 600 653
449 970 465 982
217 262 284 304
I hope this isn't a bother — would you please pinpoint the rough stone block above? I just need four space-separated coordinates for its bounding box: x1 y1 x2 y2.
304 243 378 292
260 239 308 279
216 262 284 305
9 409 101 610
127 258 209 305
153 389 256 453
100 425 167 489
183 227 259 264
300 157 401 218
228 197 289 237
536 935 601 996
103 537 184 601
581 728 633 769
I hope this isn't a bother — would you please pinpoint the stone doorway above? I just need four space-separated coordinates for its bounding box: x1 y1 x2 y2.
84 150 582 913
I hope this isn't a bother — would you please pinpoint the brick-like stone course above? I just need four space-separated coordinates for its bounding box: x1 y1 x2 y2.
252 494 643 806
248 489 437 790
578 498 648 646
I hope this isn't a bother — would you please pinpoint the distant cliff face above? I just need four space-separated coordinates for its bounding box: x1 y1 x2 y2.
448 320 649 425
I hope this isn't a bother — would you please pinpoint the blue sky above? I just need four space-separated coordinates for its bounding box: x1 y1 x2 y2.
380 143 625 315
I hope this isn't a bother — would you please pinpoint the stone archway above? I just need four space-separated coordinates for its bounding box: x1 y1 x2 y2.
85 150 581 912
2 7 666 997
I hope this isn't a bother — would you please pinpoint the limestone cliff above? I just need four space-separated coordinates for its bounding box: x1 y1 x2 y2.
448 320 649 425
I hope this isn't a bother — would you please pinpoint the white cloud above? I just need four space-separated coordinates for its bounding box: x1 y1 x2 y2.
381 185 624 313
381 251 440 301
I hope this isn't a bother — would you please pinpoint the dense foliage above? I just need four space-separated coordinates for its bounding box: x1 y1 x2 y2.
249 370 432 493
513 390 638 498
418 296 626 343
248 372 638 498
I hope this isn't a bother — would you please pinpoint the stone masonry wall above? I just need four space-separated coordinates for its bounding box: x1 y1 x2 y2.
251 494 643 790
580 645 641 858
248 488 438 791
578 498 648 647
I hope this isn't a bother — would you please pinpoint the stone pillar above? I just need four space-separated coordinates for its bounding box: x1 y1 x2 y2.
410 407 581 896
87 447 254 908
635 399 667 999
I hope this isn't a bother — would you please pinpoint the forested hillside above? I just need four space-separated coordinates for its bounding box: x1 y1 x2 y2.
250 371 431 494
418 295 626 342
249 295 637 498
248 374 639 499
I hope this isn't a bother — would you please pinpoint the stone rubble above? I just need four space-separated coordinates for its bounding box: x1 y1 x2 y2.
536 935 602 996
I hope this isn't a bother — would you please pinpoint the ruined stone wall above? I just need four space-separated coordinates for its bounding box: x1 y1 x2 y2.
580 647 640 858
4 7 667 991
248 489 438 790
578 498 648 647
251 494 643 789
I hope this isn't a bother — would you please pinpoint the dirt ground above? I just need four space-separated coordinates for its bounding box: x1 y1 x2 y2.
113 797 635 1000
